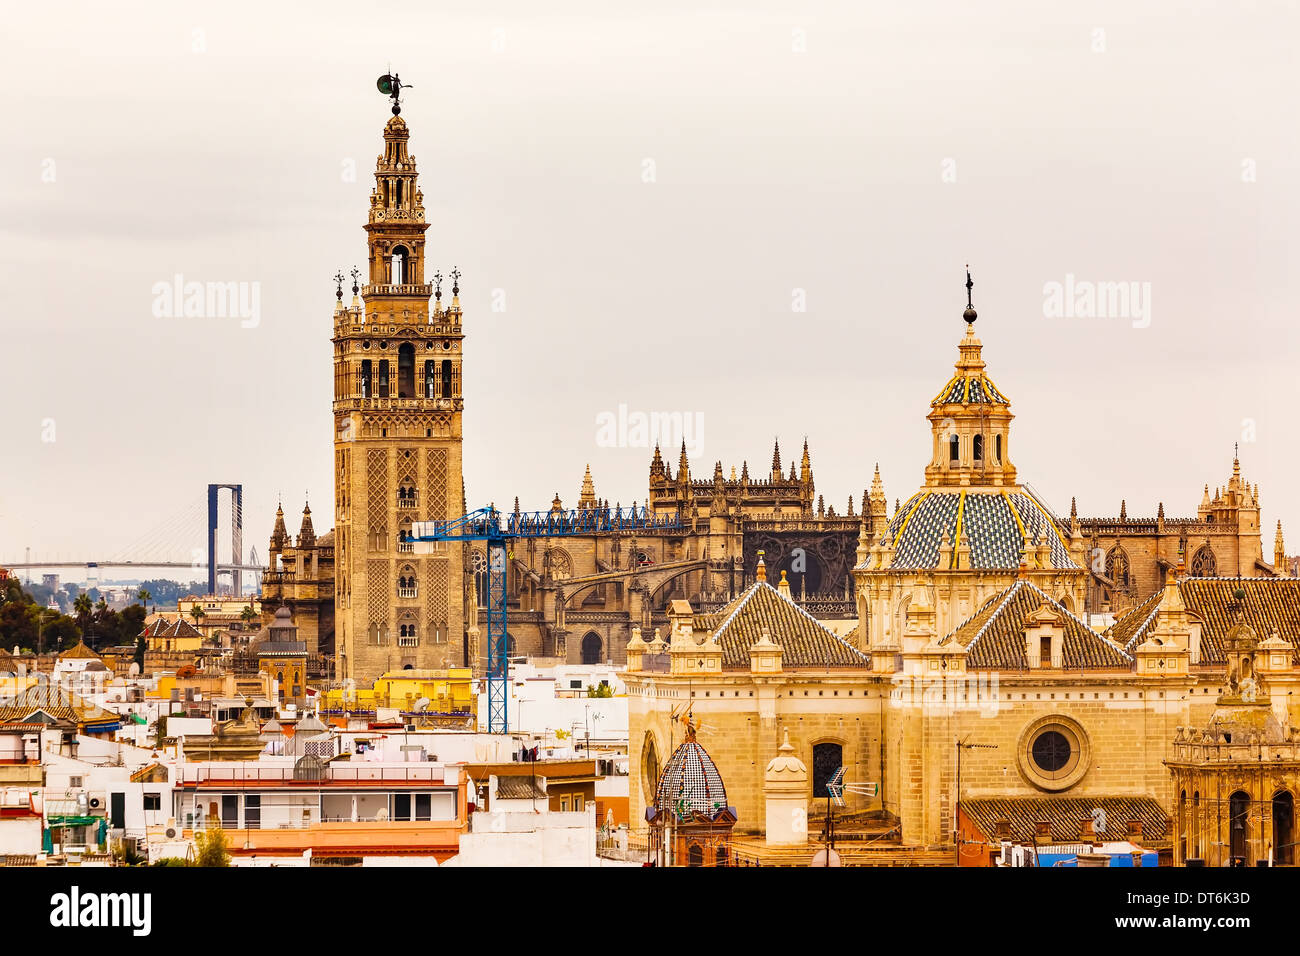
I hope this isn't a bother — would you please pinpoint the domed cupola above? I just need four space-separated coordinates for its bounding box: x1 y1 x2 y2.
654 720 730 821
646 718 738 866
925 269 1017 489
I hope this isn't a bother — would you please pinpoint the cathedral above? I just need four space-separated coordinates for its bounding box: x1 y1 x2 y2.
256 105 1300 860
625 288 1299 861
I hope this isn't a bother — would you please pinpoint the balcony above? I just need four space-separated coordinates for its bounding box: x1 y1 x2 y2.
362 283 433 297
398 636 419 648
397 541 414 553
398 587 418 599
398 498 419 510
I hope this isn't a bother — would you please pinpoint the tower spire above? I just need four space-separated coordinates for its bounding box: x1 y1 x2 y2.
963 265 977 324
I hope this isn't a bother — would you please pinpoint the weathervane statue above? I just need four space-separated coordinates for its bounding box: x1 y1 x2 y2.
376 71 411 115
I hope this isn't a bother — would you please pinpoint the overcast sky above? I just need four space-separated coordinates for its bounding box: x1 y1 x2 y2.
2 0 1297 576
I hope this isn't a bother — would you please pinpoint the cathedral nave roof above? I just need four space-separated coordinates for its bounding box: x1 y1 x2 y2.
1107 576 1300 664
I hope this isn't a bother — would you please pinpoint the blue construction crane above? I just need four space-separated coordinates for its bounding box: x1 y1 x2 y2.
412 504 682 732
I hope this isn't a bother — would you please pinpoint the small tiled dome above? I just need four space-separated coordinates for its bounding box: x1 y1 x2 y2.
655 724 729 820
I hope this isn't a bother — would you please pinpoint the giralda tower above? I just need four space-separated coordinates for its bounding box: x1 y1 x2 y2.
332 106 467 682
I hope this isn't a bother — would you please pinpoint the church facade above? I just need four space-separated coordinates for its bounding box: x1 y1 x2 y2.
625 287 1300 856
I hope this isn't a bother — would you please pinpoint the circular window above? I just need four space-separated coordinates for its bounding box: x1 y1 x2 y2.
426 341 434 350
443 340 452 350
362 340 371 349
1017 716 1090 792
1032 731 1070 773
379 340 388 349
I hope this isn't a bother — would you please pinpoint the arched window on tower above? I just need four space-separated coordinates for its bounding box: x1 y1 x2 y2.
995 434 1003 463
391 245 409 284
398 343 415 398
973 434 984 465
949 435 960 464
1190 545 1218 578
397 483 418 510
424 360 436 398
377 360 390 398
360 359 372 398
472 550 488 608
1105 546 1131 595
441 359 453 399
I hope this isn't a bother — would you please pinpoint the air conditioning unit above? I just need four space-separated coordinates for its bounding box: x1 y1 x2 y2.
87 793 107 811
164 827 178 839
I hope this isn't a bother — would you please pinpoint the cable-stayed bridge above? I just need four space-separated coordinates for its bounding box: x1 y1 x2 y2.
2 484 261 595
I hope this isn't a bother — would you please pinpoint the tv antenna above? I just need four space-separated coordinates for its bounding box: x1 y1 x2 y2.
376 71 412 115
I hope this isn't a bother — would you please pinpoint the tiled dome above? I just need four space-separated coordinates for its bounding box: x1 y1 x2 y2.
655 726 729 821
881 487 1078 571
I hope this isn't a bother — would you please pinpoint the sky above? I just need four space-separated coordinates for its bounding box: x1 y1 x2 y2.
1 0 1297 577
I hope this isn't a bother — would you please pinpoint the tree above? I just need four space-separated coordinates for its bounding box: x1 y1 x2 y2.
133 635 147 673
45 616 81 652
73 593 92 631
194 826 231 867
586 683 614 699
137 588 151 614
190 604 205 626
118 604 146 642
240 605 257 625
0 588 80 654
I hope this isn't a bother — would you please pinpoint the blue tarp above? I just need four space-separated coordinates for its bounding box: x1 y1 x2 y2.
1039 850 1158 867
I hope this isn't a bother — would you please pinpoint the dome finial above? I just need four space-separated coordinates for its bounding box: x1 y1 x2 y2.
963 265 978 324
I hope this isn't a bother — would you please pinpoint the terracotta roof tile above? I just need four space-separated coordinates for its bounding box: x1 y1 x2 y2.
698 582 869 669
962 795 1169 846
941 580 1131 670
495 777 546 800
1107 577 1300 664
0 684 118 726
58 640 101 660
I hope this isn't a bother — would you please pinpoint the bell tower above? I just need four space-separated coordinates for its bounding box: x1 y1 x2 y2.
333 98 467 683
924 269 1017 488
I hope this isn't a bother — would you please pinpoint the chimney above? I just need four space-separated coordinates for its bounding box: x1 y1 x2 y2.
1127 818 1143 841
1034 820 1051 841
1079 816 1096 841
